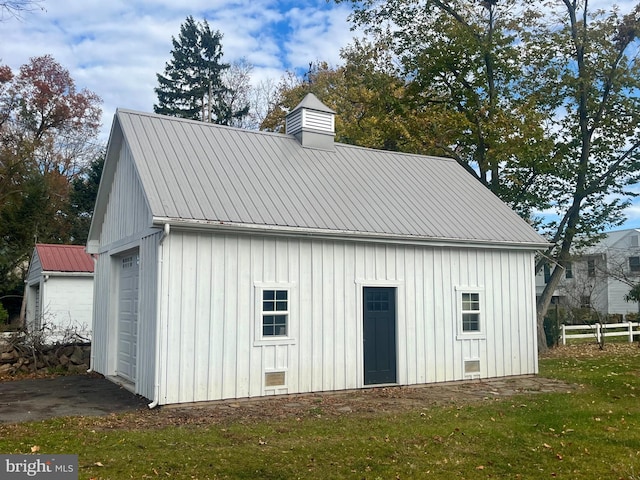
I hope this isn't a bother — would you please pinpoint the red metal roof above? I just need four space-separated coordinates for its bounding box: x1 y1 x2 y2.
35 244 95 273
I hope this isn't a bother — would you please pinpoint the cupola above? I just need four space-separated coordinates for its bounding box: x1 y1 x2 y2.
285 93 335 151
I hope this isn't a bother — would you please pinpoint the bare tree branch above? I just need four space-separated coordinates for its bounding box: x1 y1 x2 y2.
0 0 44 21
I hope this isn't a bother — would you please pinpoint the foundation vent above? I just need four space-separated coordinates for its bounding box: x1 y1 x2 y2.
464 360 481 378
265 371 286 387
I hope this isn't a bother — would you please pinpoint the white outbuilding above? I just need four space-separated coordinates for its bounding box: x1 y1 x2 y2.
23 244 94 342
87 94 548 406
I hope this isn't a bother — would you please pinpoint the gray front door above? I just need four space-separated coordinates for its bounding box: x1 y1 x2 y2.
363 287 397 385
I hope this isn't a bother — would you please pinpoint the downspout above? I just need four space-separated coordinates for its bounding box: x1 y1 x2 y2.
87 255 98 373
148 223 170 409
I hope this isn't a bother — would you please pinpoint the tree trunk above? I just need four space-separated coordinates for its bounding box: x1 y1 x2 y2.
536 200 582 352
536 264 565 353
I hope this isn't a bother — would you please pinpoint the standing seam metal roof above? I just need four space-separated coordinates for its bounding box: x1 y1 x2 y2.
35 244 94 273
114 109 547 247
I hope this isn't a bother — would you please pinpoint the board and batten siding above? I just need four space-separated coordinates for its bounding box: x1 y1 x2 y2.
156 230 538 405
25 255 43 330
90 140 157 395
99 142 152 247
91 252 111 375
136 232 160 400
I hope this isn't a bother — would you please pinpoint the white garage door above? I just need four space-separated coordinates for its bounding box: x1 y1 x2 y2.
117 252 139 382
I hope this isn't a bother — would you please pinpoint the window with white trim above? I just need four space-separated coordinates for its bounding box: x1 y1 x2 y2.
261 289 289 337
456 287 485 339
461 292 481 333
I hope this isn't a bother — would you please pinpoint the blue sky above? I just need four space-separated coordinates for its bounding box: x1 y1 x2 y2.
1 0 357 139
2 0 639 229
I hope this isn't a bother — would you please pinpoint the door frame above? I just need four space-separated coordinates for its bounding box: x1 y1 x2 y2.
356 280 403 387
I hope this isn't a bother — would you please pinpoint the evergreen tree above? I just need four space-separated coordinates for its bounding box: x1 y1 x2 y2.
154 16 248 125
66 153 104 244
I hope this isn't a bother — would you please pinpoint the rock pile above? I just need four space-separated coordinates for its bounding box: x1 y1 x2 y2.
0 342 91 376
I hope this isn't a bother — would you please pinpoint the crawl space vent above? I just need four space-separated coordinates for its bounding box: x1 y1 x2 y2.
464 360 481 376
265 371 286 387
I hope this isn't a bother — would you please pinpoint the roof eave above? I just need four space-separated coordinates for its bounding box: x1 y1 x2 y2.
152 217 550 251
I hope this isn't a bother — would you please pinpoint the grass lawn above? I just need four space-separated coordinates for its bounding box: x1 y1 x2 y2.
1 343 639 479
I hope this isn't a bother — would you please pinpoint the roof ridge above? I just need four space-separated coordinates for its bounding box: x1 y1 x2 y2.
116 109 456 163
36 243 86 248
116 108 289 139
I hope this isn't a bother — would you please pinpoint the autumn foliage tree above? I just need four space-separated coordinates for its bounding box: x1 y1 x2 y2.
261 41 429 153
0 55 102 318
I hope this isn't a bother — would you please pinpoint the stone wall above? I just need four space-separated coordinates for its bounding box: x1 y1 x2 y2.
0 342 91 376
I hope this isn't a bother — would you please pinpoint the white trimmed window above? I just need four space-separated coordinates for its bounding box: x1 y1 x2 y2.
456 287 485 339
254 283 296 345
461 292 481 332
261 289 289 337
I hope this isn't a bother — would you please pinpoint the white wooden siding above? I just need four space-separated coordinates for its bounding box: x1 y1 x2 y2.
24 255 44 330
91 253 111 375
91 140 159 393
136 234 159 400
157 231 538 405
100 143 151 246
26 254 42 285
606 278 639 316
40 276 93 337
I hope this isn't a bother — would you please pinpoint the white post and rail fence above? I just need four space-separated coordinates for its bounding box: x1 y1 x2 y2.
560 321 640 345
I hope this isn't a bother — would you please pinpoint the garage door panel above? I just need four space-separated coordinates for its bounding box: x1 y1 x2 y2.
117 252 139 382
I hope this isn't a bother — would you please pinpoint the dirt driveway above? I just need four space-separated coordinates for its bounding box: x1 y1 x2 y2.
0 373 575 426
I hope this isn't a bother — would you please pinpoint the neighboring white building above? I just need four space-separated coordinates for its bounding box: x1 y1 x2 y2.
536 228 640 319
87 94 548 406
23 244 95 342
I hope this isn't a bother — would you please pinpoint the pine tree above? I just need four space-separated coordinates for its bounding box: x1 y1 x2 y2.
154 16 248 124
67 153 104 244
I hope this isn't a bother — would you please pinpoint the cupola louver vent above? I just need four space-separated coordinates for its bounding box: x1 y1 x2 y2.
285 93 335 151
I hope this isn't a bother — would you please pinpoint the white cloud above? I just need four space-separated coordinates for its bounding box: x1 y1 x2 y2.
0 0 358 139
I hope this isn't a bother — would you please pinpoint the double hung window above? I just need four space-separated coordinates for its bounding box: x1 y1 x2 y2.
456 287 485 339
261 289 288 337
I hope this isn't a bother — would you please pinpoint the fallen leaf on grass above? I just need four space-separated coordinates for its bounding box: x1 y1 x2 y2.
543 443 552 449
94 462 104 467
30 445 40 453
